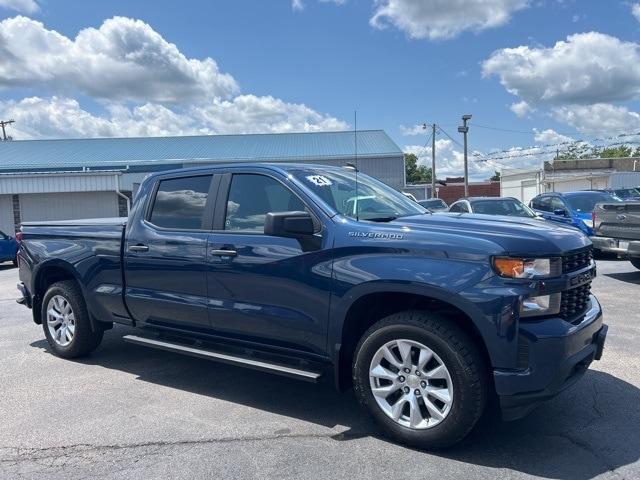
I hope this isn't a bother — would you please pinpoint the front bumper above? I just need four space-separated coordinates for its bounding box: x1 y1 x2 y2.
590 236 640 257
495 295 607 420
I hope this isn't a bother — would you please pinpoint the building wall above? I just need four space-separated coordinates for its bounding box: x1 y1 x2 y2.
0 195 13 234
438 182 500 205
19 192 119 222
403 185 431 200
500 170 542 204
182 156 406 190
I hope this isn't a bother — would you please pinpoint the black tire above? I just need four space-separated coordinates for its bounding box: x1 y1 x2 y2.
630 257 640 270
352 311 487 449
41 280 103 358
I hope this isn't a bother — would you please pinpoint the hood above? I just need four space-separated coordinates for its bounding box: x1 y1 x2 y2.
386 213 591 256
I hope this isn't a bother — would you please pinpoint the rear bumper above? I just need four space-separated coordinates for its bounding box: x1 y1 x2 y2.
590 236 640 257
495 295 606 421
16 281 32 308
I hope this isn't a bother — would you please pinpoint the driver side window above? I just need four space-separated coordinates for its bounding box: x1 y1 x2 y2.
225 174 306 233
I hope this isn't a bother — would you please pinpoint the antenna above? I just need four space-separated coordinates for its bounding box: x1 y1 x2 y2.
354 110 359 221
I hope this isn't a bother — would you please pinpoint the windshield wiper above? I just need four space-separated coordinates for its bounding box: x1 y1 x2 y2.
365 216 398 222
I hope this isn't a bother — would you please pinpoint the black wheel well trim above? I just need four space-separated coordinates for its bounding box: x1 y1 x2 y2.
329 282 495 392
31 260 99 332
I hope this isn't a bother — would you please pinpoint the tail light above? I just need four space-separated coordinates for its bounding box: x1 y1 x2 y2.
592 210 596 227
15 232 22 243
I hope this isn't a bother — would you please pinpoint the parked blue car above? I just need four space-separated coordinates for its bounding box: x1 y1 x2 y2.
529 191 622 236
0 230 18 265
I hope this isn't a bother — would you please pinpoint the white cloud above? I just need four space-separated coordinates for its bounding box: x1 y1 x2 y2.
632 3 640 22
483 32 640 106
0 96 348 140
533 128 573 144
399 124 428 136
405 138 501 181
370 0 528 40
0 16 239 104
510 100 534 117
292 0 346 11
552 103 640 134
0 15 348 140
191 95 348 134
0 0 38 14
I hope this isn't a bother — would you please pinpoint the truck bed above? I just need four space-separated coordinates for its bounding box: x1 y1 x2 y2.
19 217 129 325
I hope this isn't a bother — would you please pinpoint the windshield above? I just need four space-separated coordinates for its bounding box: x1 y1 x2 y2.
613 188 640 199
291 168 427 221
565 192 622 212
471 199 536 217
420 199 447 209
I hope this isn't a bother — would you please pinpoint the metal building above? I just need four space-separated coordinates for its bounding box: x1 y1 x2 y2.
0 130 405 234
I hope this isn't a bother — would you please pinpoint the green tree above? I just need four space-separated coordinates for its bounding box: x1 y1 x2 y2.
490 170 501 181
600 145 633 158
405 153 432 183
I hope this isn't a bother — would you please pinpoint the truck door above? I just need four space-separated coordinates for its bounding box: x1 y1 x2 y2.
124 173 218 331
206 171 333 356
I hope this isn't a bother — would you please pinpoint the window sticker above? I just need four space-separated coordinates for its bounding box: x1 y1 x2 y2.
305 175 333 187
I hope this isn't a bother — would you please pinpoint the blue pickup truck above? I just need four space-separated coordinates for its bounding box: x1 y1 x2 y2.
16 164 607 448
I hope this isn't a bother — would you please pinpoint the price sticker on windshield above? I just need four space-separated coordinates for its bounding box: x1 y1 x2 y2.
306 175 333 187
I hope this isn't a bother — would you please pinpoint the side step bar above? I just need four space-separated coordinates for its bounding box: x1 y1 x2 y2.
122 334 322 382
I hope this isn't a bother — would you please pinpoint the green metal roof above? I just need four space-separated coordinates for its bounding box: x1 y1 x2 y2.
0 130 402 172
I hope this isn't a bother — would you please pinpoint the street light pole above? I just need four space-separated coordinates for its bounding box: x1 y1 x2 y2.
458 115 472 197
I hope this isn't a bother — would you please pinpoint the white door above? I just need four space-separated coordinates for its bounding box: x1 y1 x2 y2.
0 195 14 235
20 192 118 222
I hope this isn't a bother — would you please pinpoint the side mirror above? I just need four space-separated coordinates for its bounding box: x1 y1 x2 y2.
264 211 315 238
553 208 567 217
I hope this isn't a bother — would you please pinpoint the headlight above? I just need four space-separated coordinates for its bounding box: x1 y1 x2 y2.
493 257 553 279
520 293 561 318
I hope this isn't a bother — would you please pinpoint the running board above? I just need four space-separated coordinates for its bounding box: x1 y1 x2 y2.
122 334 322 382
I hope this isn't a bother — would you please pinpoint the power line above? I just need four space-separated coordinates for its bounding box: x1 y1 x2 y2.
479 130 640 159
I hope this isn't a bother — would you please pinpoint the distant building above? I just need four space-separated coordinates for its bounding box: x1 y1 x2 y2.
436 177 500 205
501 157 640 204
0 130 404 234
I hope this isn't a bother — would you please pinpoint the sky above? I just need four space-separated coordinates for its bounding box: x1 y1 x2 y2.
0 0 640 180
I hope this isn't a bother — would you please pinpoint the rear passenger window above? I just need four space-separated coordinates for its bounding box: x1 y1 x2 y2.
149 175 212 230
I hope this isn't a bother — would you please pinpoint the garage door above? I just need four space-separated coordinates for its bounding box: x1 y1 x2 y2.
20 192 119 222
0 195 14 235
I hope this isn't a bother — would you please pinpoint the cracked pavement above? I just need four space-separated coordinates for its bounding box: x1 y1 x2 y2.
0 259 639 479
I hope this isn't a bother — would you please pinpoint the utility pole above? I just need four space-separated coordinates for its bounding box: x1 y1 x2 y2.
0 119 14 141
458 114 472 196
431 123 437 198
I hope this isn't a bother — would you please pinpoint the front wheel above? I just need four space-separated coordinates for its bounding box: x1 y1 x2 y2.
352 311 487 449
630 257 640 270
42 280 103 358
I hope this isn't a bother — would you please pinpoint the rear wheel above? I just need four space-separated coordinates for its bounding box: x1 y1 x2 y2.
42 280 103 358
631 257 640 270
352 311 487 449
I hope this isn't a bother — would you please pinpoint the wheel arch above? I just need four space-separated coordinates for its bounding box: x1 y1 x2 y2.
31 260 88 327
331 284 493 392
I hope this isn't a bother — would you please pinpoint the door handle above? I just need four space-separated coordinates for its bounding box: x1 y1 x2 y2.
129 244 149 253
211 249 237 257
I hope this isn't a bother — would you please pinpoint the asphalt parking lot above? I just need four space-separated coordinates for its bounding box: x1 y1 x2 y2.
0 259 639 480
